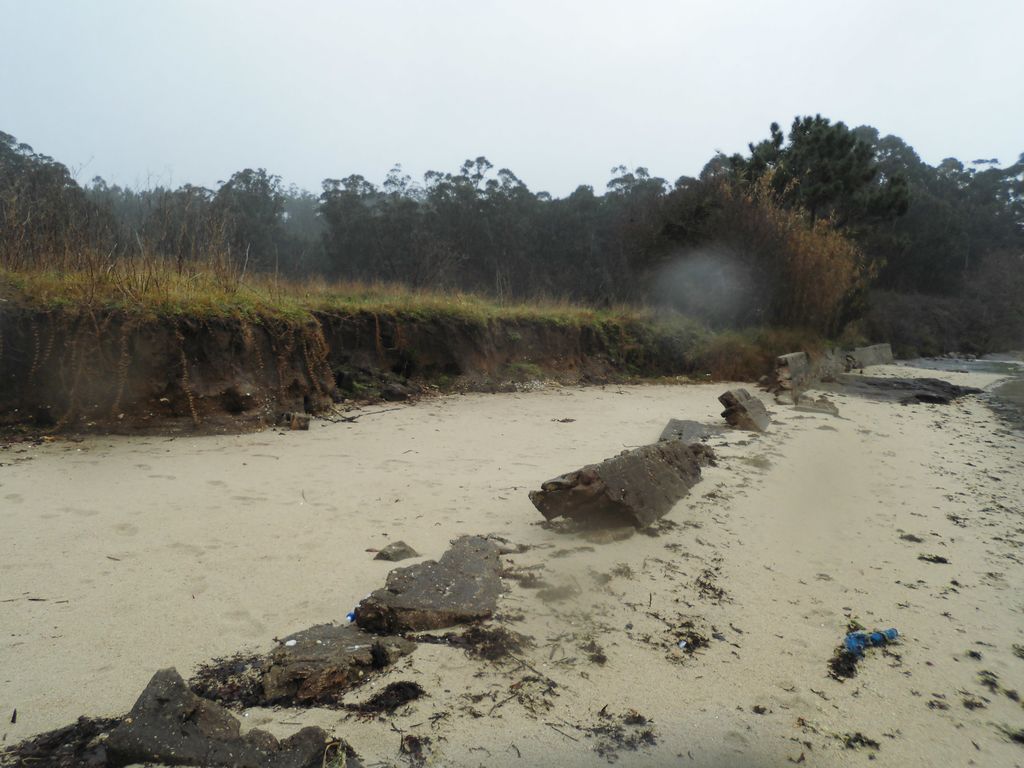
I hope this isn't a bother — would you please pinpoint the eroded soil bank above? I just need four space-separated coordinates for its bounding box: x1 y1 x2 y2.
0 307 702 433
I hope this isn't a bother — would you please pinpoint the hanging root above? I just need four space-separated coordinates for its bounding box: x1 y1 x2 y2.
110 320 132 418
175 326 200 426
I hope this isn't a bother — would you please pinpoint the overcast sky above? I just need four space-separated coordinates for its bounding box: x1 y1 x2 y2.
3 1 1022 196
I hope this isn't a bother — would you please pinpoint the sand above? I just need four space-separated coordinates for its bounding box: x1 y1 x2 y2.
2 365 1023 766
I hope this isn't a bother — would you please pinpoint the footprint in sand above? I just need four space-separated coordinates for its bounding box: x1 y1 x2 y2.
723 729 751 752
147 474 177 480
114 523 139 536
206 479 227 487
65 507 100 517
4 493 23 503
223 608 267 635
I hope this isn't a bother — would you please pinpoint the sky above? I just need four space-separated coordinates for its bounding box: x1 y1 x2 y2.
3 0 1022 197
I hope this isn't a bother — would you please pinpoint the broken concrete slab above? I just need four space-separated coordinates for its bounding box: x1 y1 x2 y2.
260 623 415 706
528 440 703 528
775 351 812 397
375 540 420 561
794 393 840 416
355 536 503 633
106 668 338 768
847 343 894 369
658 418 724 443
719 389 771 431
830 375 982 405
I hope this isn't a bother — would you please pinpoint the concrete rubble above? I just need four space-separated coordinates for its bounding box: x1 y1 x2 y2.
260 624 416 706
106 668 342 768
528 440 704 528
794 393 840 416
355 536 503 633
658 418 724 443
719 389 771 432
374 540 420 561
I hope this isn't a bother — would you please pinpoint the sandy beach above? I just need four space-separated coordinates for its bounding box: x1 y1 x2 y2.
2 364 1023 766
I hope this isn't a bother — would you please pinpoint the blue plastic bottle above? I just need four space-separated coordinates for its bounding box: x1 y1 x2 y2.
844 628 899 655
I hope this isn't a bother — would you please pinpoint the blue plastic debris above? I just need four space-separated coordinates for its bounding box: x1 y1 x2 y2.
844 628 899 656
346 610 356 623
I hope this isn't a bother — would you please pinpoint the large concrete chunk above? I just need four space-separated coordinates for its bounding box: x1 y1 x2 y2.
847 343 894 369
719 389 771 431
528 440 703 528
355 536 502 633
658 418 724 443
261 624 415 706
106 668 333 768
775 351 812 395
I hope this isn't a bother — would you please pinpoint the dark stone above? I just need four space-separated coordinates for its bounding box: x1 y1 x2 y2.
658 418 723 443
718 389 771 431
106 668 335 768
832 375 982 405
261 624 415 706
0 716 119 768
528 440 703 528
375 540 420 561
381 382 412 402
355 536 503 633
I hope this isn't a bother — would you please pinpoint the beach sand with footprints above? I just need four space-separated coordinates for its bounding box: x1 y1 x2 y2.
2 364 1023 766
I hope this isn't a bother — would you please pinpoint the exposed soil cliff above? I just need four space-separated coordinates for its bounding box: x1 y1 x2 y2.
0 307 700 433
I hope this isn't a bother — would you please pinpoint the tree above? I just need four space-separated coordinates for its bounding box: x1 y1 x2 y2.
728 115 908 227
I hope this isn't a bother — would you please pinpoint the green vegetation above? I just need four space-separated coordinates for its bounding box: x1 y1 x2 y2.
2 117 1021 359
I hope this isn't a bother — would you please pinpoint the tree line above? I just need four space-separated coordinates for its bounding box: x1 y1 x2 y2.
1 118 1021 348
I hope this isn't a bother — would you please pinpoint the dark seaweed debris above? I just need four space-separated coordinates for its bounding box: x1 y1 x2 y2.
843 732 880 751
0 716 121 768
828 649 861 680
918 553 950 564
581 639 608 665
348 681 425 714
589 708 658 761
188 653 267 708
415 625 531 660
400 734 431 767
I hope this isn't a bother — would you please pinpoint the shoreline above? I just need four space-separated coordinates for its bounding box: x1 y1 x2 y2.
2 365 1023 766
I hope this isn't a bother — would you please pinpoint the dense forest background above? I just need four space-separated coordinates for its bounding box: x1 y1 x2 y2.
2 116 1021 355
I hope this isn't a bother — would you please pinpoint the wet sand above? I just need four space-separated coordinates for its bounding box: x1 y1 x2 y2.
2 365 1023 766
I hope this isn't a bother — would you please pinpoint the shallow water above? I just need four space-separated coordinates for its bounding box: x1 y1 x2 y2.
900 355 1024 429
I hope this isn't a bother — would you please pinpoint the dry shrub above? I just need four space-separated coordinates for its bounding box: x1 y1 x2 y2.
695 326 825 380
711 176 873 335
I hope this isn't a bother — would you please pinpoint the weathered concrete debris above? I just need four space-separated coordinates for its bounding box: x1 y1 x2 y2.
355 536 503 633
658 418 724 444
775 352 811 399
528 440 703 528
106 668 343 768
261 624 415 706
774 344 895 399
375 540 420 561
847 343 894 369
834 375 982 405
794 393 840 416
719 389 771 431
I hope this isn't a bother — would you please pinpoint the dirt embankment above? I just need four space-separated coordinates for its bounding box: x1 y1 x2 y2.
0 308 699 432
